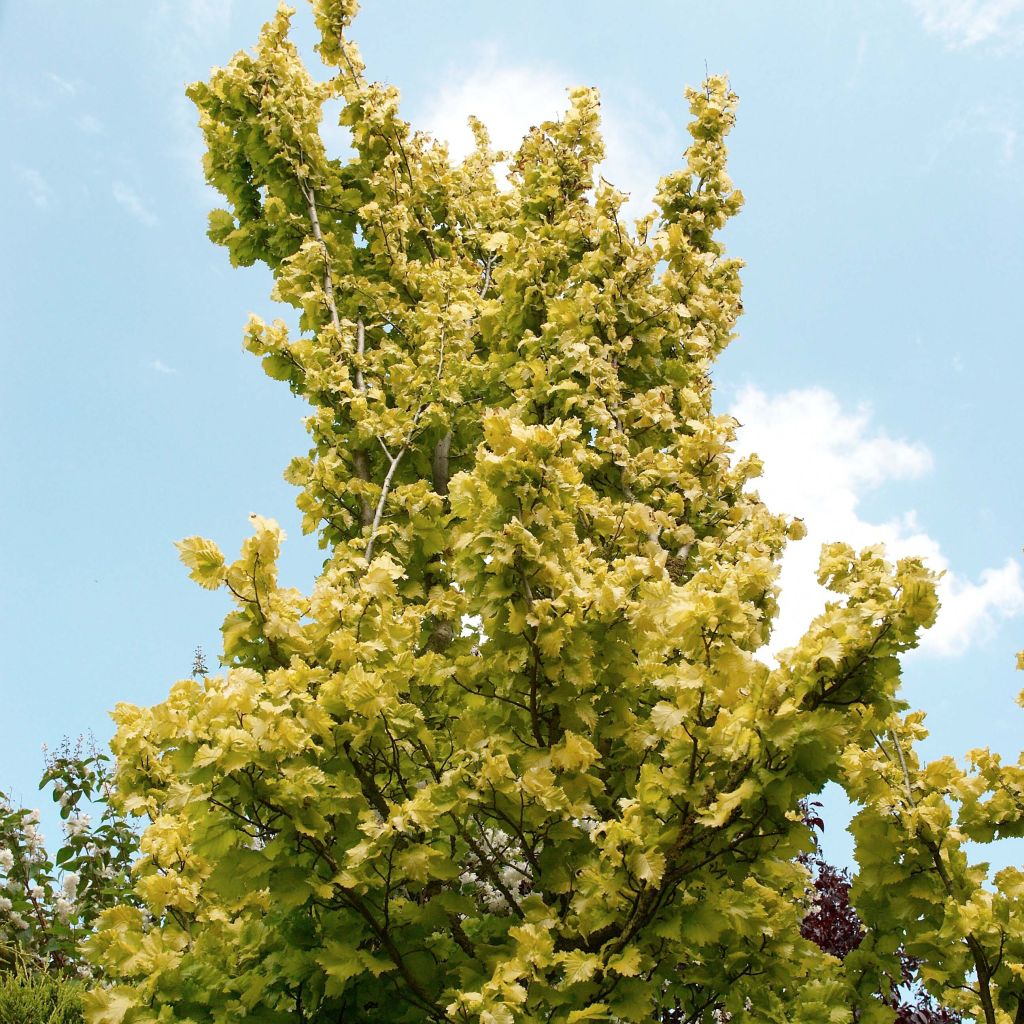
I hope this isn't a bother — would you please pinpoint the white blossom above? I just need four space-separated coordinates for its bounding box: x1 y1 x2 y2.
30 886 45 901
0 849 13 872
0 896 12 913
54 896 76 922
8 911 28 930
22 826 46 859
458 824 534 913
481 885 506 912
62 872 80 897
64 814 91 837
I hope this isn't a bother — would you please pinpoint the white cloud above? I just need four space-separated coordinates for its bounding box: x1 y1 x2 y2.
417 49 675 221
933 561 1024 654
908 0 1024 48
112 181 158 227
730 385 1024 657
419 55 573 162
150 359 177 375
15 165 51 209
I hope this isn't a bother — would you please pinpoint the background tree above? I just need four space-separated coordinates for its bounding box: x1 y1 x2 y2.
84 3 1024 1023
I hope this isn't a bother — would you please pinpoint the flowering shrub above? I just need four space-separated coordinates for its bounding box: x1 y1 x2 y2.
0 738 139 976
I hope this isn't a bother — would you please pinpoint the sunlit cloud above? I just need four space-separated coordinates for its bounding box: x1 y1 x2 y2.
417 49 677 221
731 385 1024 658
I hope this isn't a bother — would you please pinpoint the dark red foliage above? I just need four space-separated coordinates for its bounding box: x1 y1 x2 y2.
658 807 962 1022
800 857 866 961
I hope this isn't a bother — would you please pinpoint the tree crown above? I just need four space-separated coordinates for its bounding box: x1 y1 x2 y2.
84 5 1024 1024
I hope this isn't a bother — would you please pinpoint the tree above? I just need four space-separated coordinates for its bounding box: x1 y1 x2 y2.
85 3 1024 1022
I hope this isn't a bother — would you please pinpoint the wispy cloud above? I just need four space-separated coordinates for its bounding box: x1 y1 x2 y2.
15 165 51 209
908 0 1024 48
150 359 177 375
75 113 103 135
145 0 236 199
731 385 1024 658
926 103 1020 170
1000 126 1018 162
46 71 78 96
112 181 158 226
182 0 233 41
848 33 869 89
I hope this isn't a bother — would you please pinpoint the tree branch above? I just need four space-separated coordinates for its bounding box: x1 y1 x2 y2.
365 445 406 563
299 179 374 526
431 431 453 496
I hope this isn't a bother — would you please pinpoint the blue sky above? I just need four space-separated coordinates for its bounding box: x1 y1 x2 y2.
1 0 1022 869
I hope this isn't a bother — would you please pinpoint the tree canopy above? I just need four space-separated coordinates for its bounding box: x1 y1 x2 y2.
84 3 1024 1023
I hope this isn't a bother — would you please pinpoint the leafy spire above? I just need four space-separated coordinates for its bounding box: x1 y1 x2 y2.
81 6 1024 1024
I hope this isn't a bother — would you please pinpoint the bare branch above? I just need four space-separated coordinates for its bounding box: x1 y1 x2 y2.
479 253 495 298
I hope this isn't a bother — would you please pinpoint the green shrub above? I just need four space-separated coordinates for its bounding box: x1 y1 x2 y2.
0 736 140 975
0 964 83 1024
